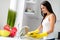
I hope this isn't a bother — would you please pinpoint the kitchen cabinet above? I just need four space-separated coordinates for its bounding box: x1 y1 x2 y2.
24 0 39 18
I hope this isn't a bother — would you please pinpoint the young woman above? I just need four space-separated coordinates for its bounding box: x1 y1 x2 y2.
26 1 56 40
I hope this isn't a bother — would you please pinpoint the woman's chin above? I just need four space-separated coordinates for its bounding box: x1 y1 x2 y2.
43 12 47 14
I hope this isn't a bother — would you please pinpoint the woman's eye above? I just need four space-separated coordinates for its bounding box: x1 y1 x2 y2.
42 7 44 9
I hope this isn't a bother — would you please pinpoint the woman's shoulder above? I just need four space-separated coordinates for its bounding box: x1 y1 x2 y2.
48 13 55 21
49 14 55 18
49 14 56 21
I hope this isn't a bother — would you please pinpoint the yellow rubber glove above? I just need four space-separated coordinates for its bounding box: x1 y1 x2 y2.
27 29 40 35
27 32 48 39
33 29 40 33
26 29 40 37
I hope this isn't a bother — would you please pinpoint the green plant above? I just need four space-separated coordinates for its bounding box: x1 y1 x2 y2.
7 9 16 28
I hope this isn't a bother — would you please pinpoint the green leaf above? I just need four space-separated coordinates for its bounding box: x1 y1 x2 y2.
7 9 16 28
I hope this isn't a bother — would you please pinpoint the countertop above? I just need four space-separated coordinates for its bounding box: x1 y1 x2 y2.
0 37 59 40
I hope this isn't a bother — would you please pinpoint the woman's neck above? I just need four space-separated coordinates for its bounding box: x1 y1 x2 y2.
47 12 51 16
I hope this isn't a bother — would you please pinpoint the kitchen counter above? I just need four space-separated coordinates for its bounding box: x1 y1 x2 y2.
0 37 20 40
20 36 59 40
0 37 59 40
0 36 42 40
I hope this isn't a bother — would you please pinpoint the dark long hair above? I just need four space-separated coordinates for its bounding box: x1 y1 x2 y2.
41 1 56 23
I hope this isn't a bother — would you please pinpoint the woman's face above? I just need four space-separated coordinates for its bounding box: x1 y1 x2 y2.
41 5 48 14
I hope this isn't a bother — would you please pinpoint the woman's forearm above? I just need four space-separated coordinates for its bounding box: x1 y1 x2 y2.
38 24 43 32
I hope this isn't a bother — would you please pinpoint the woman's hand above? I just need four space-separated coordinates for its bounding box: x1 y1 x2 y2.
25 29 40 38
26 32 48 39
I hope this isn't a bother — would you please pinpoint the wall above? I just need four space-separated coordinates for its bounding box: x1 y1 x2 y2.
22 14 28 26
0 0 10 29
27 18 42 31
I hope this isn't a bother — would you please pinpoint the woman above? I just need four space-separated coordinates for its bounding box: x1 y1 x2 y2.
26 1 56 40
